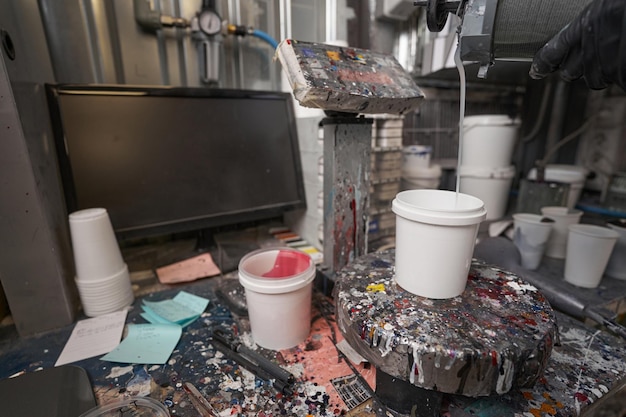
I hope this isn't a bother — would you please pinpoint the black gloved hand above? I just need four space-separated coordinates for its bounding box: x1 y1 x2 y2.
529 0 626 91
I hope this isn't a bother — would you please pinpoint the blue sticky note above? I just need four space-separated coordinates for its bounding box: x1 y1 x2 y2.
101 324 182 364
141 291 208 325
140 310 170 325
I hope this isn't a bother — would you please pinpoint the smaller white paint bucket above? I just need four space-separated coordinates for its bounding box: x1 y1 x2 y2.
565 225 619 288
459 165 515 220
238 247 316 350
392 189 486 299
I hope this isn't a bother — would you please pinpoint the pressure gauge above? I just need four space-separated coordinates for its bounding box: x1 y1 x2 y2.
198 10 222 36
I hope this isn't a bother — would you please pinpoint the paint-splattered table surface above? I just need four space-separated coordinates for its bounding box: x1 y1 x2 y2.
0 265 625 416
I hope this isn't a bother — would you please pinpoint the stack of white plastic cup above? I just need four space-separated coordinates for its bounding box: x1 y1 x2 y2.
69 208 134 317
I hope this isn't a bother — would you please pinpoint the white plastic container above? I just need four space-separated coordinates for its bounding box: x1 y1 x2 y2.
604 220 626 280
459 165 515 220
564 225 619 288
528 165 588 209
401 164 442 190
69 208 125 281
402 145 432 169
462 115 520 167
540 206 583 259
238 247 316 350
392 190 487 299
512 213 554 270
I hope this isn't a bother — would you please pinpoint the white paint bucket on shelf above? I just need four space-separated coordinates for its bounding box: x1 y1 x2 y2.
238 247 316 350
459 165 515 220
392 189 486 299
401 164 442 190
462 115 520 167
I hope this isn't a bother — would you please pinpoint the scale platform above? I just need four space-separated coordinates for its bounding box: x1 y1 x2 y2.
334 250 557 398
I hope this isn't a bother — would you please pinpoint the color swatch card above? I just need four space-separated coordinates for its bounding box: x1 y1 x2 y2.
277 39 424 114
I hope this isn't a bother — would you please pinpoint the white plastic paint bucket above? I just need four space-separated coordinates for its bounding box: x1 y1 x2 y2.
402 145 432 169
392 189 487 299
459 165 515 220
462 115 520 167
528 165 588 209
238 247 316 350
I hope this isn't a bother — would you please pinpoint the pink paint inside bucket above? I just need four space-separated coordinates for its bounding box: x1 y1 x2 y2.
261 250 312 278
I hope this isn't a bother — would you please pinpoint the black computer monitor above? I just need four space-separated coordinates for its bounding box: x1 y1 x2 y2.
46 84 306 244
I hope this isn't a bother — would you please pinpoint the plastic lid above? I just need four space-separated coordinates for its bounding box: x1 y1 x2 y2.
79 397 169 417
459 165 515 179
463 114 521 127
392 189 486 226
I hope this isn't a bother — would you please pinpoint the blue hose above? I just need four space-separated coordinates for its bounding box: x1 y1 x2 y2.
251 29 278 49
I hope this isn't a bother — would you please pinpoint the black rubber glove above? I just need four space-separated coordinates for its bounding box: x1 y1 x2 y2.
529 0 626 91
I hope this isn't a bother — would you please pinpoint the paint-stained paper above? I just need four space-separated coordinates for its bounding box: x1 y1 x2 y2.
277 39 424 114
55 309 128 366
100 324 182 365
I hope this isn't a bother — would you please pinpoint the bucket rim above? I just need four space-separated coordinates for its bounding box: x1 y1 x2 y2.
392 190 486 226
238 247 316 294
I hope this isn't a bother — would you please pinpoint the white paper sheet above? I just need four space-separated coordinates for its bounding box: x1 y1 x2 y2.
55 309 128 366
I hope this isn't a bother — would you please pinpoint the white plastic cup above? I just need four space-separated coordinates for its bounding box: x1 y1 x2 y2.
459 165 515 220
462 115 520 167
564 224 619 288
512 213 554 270
605 220 626 280
69 208 125 281
391 190 487 299
238 247 316 350
540 206 583 259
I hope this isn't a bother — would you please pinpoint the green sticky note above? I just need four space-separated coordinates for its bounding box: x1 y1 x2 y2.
141 291 208 324
101 324 182 365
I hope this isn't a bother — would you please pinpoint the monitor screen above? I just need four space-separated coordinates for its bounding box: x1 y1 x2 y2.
46 85 306 241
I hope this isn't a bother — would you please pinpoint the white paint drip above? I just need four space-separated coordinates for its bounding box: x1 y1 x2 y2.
573 329 601 416
495 358 514 394
106 365 133 379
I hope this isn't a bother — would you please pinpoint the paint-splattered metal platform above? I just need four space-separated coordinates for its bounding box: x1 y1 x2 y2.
334 250 558 397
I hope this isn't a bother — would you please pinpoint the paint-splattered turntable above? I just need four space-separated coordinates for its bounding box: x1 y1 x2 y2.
334 250 557 398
